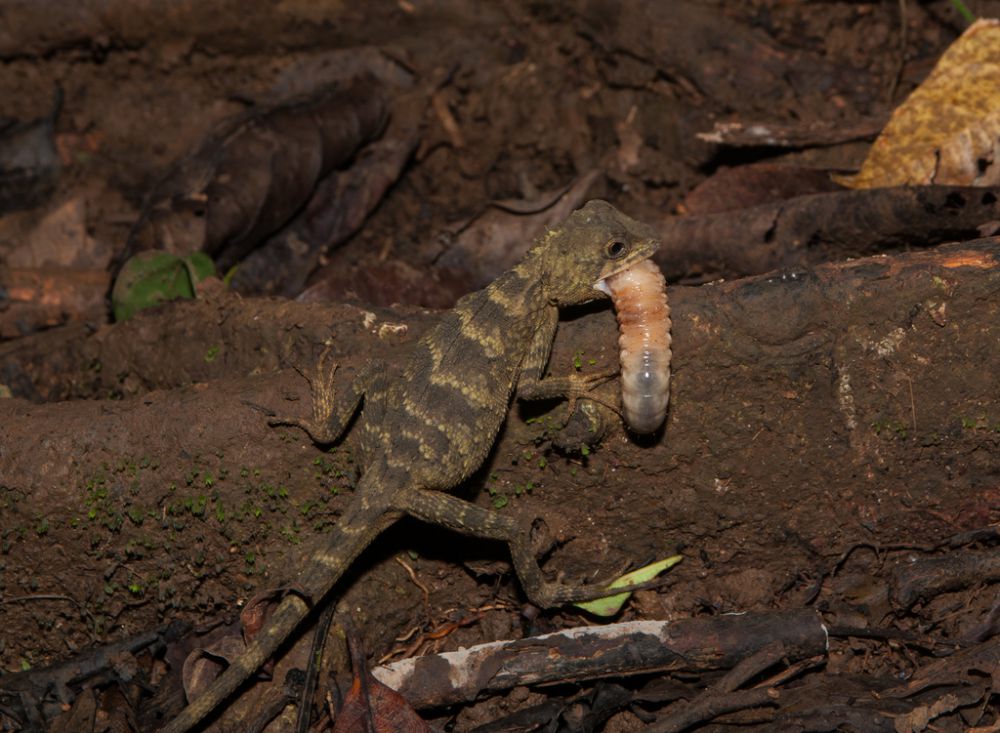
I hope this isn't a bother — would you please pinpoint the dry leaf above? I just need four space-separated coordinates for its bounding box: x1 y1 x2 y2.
125 76 388 270
837 19 1000 189
332 675 433 733
181 634 248 702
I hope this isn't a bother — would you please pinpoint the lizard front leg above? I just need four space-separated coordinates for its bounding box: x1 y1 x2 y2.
270 351 385 444
394 489 662 607
515 306 617 416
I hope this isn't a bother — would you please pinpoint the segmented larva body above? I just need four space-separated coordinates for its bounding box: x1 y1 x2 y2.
601 258 672 434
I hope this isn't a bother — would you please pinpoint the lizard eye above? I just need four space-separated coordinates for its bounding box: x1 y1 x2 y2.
605 240 628 259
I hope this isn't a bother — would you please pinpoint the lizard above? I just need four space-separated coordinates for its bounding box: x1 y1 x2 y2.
163 199 665 732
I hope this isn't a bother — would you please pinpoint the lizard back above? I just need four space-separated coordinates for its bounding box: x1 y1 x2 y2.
369 265 546 491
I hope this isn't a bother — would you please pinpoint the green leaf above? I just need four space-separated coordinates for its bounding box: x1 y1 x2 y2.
573 555 683 617
111 251 217 321
186 252 216 282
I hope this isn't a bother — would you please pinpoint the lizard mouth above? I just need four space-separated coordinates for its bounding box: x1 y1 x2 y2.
593 255 652 296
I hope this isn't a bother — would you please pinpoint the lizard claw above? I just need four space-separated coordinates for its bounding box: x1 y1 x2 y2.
562 369 619 425
243 399 277 418
269 345 343 443
288 344 339 390
531 573 672 608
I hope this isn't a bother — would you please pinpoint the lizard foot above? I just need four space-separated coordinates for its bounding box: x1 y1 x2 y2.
561 369 619 425
525 573 673 608
550 398 608 454
394 488 670 613
269 346 343 444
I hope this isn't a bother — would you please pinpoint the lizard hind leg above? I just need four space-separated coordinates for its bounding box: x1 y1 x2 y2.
394 489 663 608
269 350 382 446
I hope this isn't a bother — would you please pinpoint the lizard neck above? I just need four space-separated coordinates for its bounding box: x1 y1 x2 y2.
480 256 548 323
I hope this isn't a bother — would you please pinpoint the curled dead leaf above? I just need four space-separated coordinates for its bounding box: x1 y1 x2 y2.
181 634 248 702
837 19 1000 189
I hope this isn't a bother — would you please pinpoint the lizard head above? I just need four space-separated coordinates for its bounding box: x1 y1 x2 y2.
531 199 661 306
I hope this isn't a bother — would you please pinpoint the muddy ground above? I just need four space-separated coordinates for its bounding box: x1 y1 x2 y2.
1 1 1000 731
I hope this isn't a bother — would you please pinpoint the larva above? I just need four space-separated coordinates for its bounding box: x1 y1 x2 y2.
598 258 672 434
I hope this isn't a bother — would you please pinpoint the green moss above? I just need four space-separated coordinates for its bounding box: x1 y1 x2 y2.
960 415 995 432
871 418 909 439
280 524 301 544
513 481 535 496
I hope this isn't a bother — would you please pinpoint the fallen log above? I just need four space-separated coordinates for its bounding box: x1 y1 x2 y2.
656 185 1000 281
0 238 998 677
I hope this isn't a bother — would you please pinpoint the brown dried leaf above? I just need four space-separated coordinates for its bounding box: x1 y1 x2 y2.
181 634 248 702
232 90 424 297
126 77 388 269
49 687 97 733
892 694 963 733
837 19 1000 189
332 675 433 733
241 585 306 641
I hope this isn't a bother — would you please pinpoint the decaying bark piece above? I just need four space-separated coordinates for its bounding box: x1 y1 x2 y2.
679 163 845 217
656 185 1000 281
888 547 1000 609
696 117 887 148
372 609 827 709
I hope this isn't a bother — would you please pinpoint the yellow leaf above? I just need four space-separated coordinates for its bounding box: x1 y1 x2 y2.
836 18 1000 189
573 555 683 617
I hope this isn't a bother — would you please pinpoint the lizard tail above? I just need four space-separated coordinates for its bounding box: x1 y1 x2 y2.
161 506 403 733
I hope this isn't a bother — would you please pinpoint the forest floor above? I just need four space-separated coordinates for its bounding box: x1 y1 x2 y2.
1 2 999 731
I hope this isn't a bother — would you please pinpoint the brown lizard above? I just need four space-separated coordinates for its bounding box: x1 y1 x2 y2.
163 199 665 732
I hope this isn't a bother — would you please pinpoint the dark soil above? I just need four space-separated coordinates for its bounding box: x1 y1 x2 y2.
1 2 999 731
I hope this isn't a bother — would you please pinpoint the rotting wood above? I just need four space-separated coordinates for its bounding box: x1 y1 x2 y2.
4 236 1000 404
656 185 1000 281
888 547 1000 609
371 609 827 709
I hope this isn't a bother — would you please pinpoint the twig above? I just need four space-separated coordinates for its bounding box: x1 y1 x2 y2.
0 593 99 639
646 687 779 733
395 555 430 607
295 602 337 733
